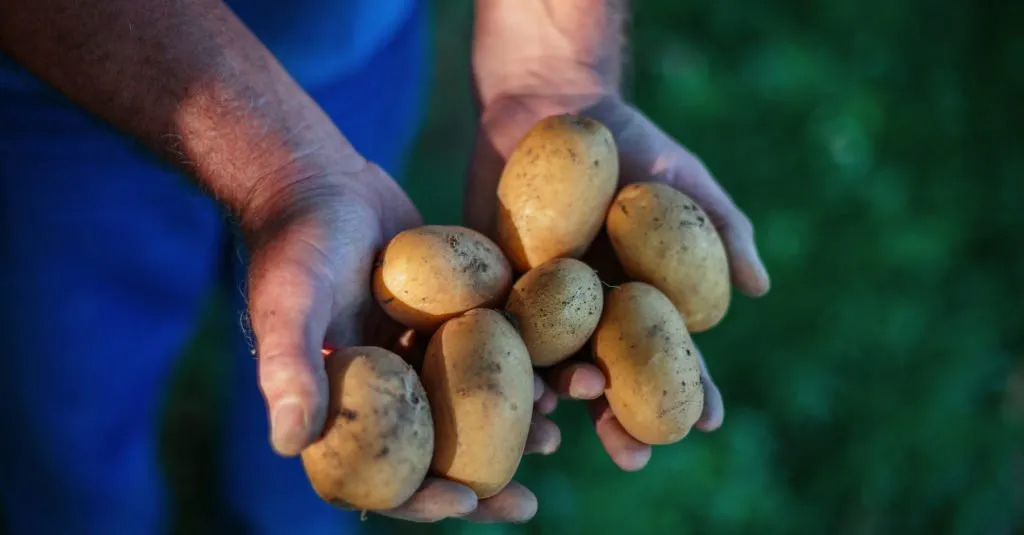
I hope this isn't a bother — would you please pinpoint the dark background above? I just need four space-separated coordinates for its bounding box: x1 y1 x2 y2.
162 1 1024 534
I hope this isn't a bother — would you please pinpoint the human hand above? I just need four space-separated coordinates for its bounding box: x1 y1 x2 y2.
464 93 770 471
242 154 556 523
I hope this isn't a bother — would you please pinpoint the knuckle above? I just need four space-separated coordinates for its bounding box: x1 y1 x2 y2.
258 354 321 399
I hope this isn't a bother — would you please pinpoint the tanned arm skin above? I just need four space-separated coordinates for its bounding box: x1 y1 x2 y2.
0 0 376 233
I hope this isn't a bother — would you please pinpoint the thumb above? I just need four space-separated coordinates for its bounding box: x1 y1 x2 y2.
247 229 336 457
658 149 771 297
591 101 771 297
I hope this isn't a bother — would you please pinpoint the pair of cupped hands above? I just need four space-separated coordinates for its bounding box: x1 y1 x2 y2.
245 93 770 524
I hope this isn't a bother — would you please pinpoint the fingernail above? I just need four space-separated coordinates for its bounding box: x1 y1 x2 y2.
626 448 652 472
454 493 478 516
271 399 309 456
569 380 597 400
569 373 603 399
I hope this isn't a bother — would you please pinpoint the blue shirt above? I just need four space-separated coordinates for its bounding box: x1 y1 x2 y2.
0 0 415 94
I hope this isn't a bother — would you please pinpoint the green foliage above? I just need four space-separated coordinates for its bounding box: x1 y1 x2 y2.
164 1 1024 534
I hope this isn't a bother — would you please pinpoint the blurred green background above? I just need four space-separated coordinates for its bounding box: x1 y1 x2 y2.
162 1 1024 534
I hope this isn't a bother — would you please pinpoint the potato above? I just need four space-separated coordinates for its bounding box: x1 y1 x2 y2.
495 113 619 272
606 182 731 332
505 257 603 367
373 225 513 333
591 282 704 445
301 347 434 510
420 308 534 498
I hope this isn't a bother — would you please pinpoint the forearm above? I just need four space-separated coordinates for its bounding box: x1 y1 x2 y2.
0 0 362 230
472 0 628 107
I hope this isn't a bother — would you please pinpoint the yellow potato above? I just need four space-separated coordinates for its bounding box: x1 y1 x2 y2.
420 308 534 498
591 282 704 445
301 347 434 510
606 182 731 332
505 257 603 367
495 113 619 272
373 225 513 333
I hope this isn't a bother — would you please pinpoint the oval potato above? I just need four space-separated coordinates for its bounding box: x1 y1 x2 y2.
373 225 513 333
591 282 704 445
420 308 534 498
606 182 731 332
301 347 434 510
505 257 603 367
495 113 619 272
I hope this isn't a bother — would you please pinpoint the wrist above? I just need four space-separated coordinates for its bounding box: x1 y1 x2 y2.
237 153 387 248
471 0 627 110
476 92 630 158
473 61 614 113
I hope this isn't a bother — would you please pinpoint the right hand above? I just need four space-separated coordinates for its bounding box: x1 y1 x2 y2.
240 153 556 524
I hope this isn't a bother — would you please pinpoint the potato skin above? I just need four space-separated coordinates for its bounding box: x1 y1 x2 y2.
606 182 731 332
420 309 534 498
591 282 704 445
301 347 434 510
495 114 619 272
373 225 513 333
505 257 603 367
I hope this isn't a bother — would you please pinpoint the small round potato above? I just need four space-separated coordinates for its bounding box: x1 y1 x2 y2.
301 347 434 511
420 308 534 498
495 114 619 272
373 225 513 333
591 282 704 445
505 257 603 367
606 182 731 332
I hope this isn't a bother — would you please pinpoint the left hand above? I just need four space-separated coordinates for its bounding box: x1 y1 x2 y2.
463 92 770 471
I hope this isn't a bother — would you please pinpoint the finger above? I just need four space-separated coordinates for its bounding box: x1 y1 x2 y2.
694 347 725 432
248 238 335 457
587 397 652 472
524 413 561 455
460 481 538 524
661 150 770 297
535 384 559 416
533 373 545 403
544 361 605 400
379 478 478 523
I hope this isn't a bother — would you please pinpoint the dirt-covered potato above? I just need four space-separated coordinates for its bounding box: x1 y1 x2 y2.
591 282 704 445
420 308 534 498
373 225 513 333
301 347 434 511
505 257 603 367
495 114 619 272
606 182 731 332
